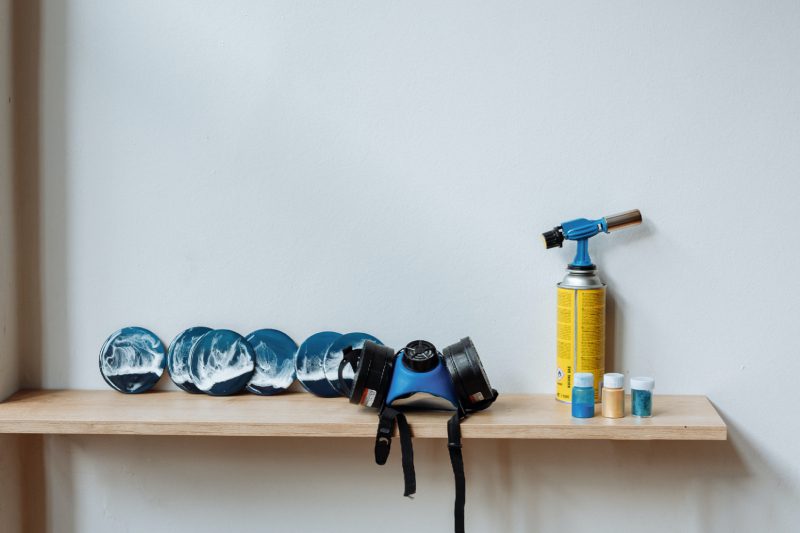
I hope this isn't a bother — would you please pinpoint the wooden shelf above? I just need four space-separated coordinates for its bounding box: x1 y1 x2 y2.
0 389 726 440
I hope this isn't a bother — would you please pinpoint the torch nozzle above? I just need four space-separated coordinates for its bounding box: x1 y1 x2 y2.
605 209 642 232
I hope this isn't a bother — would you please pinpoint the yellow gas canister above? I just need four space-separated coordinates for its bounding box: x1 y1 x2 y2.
542 209 641 403
556 269 605 403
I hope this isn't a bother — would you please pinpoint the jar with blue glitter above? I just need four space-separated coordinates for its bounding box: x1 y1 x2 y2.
631 377 655 417
571 372 595 418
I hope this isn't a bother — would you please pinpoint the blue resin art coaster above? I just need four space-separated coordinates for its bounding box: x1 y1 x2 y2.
167 326 212 393
324 332 383 396
245 329 298 395
99 326 166 394
189 329 256 396
295 331 342 397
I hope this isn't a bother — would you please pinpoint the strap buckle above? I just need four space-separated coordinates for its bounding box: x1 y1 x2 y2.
375 408 399 465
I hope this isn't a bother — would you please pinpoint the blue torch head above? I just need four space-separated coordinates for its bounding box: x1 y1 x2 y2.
541 209 642 269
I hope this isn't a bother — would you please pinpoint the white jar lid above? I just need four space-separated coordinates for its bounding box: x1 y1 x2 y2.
630 376 655 391
574 372 594 388
603 373 624 389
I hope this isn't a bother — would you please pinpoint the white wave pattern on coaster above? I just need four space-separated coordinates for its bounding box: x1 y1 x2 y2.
296 354 327 383
250 355 295 389
102 333 164 377
194 336 255 392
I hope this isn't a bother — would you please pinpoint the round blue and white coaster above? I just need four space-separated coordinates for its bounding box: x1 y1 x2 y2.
167 326 212 393
189 329 256 396
245 329 298 395
323 332 383 396
99 326 166 394
295 331 342 397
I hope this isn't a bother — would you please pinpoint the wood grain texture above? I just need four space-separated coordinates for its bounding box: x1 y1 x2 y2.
0 390 727 440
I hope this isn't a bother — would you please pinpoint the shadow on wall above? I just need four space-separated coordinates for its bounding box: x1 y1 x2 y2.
40 430 800 533
601 218 658 379
0 436 22 531
11 0 70 531
468 419 800 532
12 0 40 388
13 0 70 390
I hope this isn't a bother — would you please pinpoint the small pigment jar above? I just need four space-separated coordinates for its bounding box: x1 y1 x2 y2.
631 377 655 417
571 372 595 418
601 373 625 418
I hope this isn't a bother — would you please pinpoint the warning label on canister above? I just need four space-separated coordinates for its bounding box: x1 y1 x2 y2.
556 286 605 403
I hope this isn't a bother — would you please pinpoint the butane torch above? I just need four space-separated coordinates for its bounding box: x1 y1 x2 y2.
542 209 642 403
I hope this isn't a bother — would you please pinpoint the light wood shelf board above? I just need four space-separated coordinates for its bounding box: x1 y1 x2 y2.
0 390 726 440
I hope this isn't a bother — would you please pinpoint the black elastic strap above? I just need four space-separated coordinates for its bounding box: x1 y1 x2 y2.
448 388 498 533
376 393 501 533
448 413 465 533
374 409 394 465
375 407 416 497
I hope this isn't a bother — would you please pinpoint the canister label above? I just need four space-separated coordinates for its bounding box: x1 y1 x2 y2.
556 286 605 402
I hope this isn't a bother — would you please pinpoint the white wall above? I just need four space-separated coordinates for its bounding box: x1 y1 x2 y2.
18 0 800 531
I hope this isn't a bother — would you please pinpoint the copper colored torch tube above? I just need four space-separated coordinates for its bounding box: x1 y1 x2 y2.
605 209 642 231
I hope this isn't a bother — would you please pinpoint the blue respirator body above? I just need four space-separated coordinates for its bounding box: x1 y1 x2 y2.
340 337 495 415
385 341 459 409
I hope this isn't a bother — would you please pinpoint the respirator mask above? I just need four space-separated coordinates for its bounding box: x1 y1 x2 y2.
339 337 498 533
